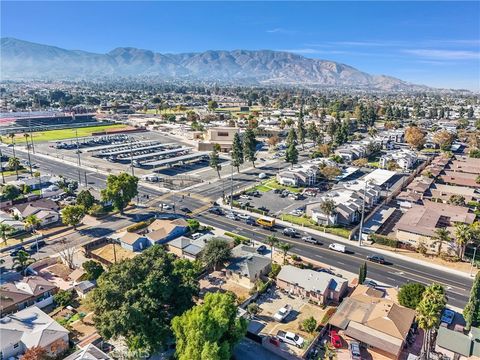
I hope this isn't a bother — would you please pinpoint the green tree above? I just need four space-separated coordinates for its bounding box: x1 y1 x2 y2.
172 292 247 360
266 235 279 260
187 219 200 233
61 205 85 229
209 143 222 179
247 302 260 318
398 282 426 309
24 214 40 233
0 223 13 245
433 228 451 256
269 263 281 279
285 143 299 166
307 123 320 145
447 195 466 206
358 262 367 284
202 238 232 271
12 250 35 275
91 246 199 353
82 260 105 281
54 289 74 307
231 133 244 173
416 283 447 358
319 199 336 221
302 316 317 333
455 223 473 260
76 189 95 210
207 100 218 111
463 272 480 330
101 172 139 213
7 156 20 179
286 128 297 147
1 184 20 200
297 116 306 150
243 128 257 167
320 166 341 181
278 242 292 264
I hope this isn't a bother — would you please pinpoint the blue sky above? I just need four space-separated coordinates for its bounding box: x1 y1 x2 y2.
2 1 479 90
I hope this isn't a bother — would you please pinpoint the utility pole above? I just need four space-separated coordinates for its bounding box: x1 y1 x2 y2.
24 134 33 176
75 129 81 185
129 139 135 177
230 158 234 209
0 147 5 184
358 181 367 246
28 119 35 154
470 245 480 276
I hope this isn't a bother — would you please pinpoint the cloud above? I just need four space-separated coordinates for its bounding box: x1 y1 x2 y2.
266 28 296 34
279 48 350 55
403 49 479 60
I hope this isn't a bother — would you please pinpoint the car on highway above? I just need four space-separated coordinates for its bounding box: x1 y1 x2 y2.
225 212 237 220
29 240 46 252
259 173 267 179
441 309 455 325
302 236 320 245
159 203 173 210
367 254 386 264
328 243 346 253
283 228 298 237
245 218 256 226
180 207 191 213
237 213 251 220
208 207 223 215
257 245 267 254
10 246 26 257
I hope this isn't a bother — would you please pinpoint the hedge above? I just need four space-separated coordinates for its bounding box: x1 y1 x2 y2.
126 218 154 233
369 234 399 248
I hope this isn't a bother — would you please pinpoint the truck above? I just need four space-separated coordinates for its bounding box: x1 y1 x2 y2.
273 304 292 322
328 243 346 253
256 217 275 229
276 330 305 348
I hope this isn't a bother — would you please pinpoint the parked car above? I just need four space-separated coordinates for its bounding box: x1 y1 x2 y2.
349 341 361 359
317 268 335 275
328 243 346 253
259 173 267 179
276 330 304 348
257 245 267 254
273 304 292 322
240 195 251 200
191 233 203 240
363 280 378 288
237 213 251 220
283 228 298 237
302 236 320 245
441 309 455 325
180 207 191 213
10 246 26 257
29 240 46 251
159 203 172 210
330 330 342 348
367 254 386 264
226 212 237 220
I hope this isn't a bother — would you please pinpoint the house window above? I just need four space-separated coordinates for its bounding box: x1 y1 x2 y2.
218 132 229 137
13 343 19 349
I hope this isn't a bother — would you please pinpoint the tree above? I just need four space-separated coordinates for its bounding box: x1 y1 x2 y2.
12 250 35 275
278 242 292 264
24 214 40 233
21 346 48 360
358 262 367 284
231 133 244 173
307 123 320 145
187 219 200 233
269 263 281 279
8 155 20 179
54 289 74 307
416 283 447 359
447 194 466 206
455 223 473 259
247 302 260 318
101 172 139 213
1 184 20 201
172 292 247 360
285 143 299 166
433 130 455 151
266 235 279 260
61 205 85 229
209 143 222 179
0 223 13 245
433 228 451 256
82 260 105 281
317 144 331 157
91 246 199 353
302 316 317 333
207 100 218 111
463 272 480 330
267 135 280 149
352 158 368 167
297 116 306 150
398 282 426 309
76 189 95 210
286 128 297 147
405 126 426 150
202 238 232 270
243 128 257 167
320 166 341 181
319 199 336 220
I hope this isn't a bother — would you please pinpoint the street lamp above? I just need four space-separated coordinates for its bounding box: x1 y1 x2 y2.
470 244 480 277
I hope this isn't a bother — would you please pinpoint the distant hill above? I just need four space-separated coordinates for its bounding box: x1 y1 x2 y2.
1 37 428 91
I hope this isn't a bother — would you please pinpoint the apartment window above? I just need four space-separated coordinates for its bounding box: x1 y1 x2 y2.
13 343 19 349
217 132 229 137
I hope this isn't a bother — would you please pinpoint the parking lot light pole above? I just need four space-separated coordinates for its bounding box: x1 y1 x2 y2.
75 129 82 185
470 245 480 276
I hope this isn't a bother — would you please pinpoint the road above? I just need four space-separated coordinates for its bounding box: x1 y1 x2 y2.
1 145 472 307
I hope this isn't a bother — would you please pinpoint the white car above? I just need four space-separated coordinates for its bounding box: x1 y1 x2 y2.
273 305 292 322
329 243 346 253
236 213 250 220
159 203 172 210
226 213 236 220
239 195 251 200
259 173 267 179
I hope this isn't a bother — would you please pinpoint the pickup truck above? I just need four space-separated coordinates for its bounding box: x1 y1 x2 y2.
273 304 292 322
276 330 305 348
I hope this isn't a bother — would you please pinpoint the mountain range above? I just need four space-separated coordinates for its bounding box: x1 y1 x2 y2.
1 37 426 91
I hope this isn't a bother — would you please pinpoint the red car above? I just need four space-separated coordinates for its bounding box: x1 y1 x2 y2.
330 330 342 348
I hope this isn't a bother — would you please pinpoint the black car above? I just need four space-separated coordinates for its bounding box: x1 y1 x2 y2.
209 207 223 215
367 254 386 264
283 228 298 237
29 240 47 252
257 245 267 254
10 246 26 257
180 207 192 213
245 218 256 226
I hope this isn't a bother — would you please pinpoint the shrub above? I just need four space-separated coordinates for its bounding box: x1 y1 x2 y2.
88 204 107 217
370 234 398 248
320 308 336 325
301 316 317 333
126 218 153 233
269 263 281 279
54 290 74 307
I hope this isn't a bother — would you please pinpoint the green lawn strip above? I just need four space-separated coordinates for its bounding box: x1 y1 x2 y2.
252 184 271 192
281 214 351 238
1 168 28 176
262 178 302 193
4 124 128 143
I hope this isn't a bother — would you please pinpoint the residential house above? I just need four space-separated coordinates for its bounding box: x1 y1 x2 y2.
145 218 189 245
225 245 271 289
10 199 60 227
379 149 417 170
276 265 348 305
440 171 480 189
329 285 416 359
448 156 480 175
119 232 149 252
74 280 96 299
0 276 58 317
276 164 319 187
0 306 69 359
64 343 112 360
167 235 234 261
10 175 60 191
0 210 24 232
429 184 479 204
394 200 476 253
435 326 480 360
396 176 434 205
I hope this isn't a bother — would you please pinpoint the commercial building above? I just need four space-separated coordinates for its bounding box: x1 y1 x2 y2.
197 127 240 152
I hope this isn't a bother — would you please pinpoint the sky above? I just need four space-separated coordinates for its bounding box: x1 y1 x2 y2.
2 1 479 90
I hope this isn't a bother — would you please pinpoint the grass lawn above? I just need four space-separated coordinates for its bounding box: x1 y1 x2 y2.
1 168 28 177
262 178 303 193
368 161 380 168
3 124 129 144
281 214 352 238
252 184 271 192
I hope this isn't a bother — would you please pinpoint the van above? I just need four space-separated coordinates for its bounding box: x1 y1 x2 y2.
191 233 203 240
256 217 275 228
328 243 346 253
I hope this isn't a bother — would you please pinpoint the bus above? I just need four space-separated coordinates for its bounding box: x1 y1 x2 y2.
256 217 275 228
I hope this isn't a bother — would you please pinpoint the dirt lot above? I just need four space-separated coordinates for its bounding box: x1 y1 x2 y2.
198 271 252 303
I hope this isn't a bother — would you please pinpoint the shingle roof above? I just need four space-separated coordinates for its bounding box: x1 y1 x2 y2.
63 343 112 360
436 327 476 357
227 245 271 281
278 265 347 293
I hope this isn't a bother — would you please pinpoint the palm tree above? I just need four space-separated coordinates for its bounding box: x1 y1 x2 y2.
265 235 279 260
7 156 20 179
433 228 451 256
455 223 473 260
12 250 35 275
8 133 16 158
278 242 292 264
24 215 40 233
0 223 13 245
24 133 33 175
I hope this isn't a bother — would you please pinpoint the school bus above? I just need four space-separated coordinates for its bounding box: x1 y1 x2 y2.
256 217 275 228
